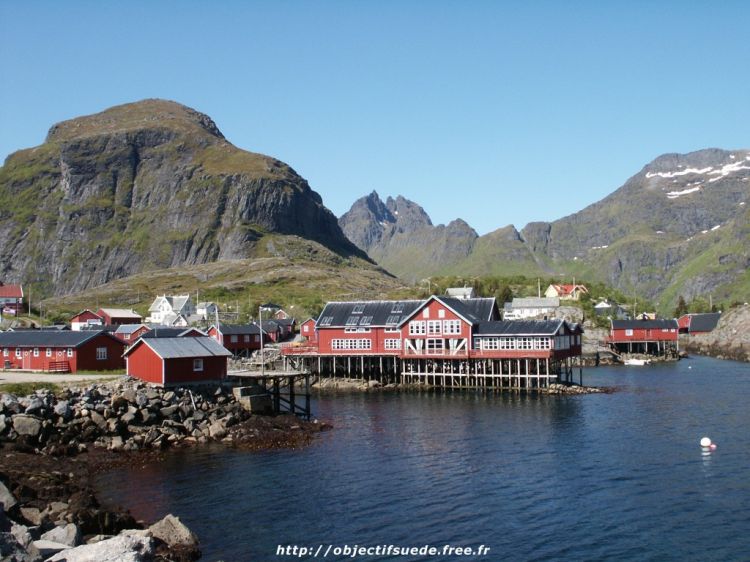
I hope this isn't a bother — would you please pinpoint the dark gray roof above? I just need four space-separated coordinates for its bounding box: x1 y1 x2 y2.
438 296 498 323
688 313 721 332
213 323 263 336
127 337 231 359
274 318 295 327
261 320 281 332
612 319 678 330
317 300 424 328
141 328 201 339
115 324 148 335
475 320 566 336
0 330 118 348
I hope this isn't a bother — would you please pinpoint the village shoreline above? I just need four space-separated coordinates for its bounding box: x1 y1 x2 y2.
0 378 330 561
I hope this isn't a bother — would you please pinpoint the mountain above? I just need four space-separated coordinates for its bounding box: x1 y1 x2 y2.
340 149 750 310
0 99 378 298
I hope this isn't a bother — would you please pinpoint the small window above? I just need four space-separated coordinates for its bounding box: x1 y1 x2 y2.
67 348 73 358
15 348 22 358
352 304 365 314
193 358 204 372
438 309 445 319
625 329 633 336
33 348 39 357
2 348 7 357
318 317 333 327
96 347 108 360
360 316 373 326
303 325 309 333
230 335 238 343
386 315 400 326
46 348 52 357
254 335 259 342
346 316 359 326
392 303 404 313
422 309 430 318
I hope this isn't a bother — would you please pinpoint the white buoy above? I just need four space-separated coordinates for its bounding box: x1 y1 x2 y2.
700 437 712 447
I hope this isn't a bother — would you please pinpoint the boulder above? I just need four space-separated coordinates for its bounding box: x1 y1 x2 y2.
0 414 7 434
23 397 45 415
159 406 179 418
47 533 154 562
1 531 37 562
19 507 43 526
41 523 81 547
148 514 198 550
53 401 72 420
10 523 33 548
32 538 71 558
208 422 226 439
12 415 42 437
121 389 137 404
0 481 17 512
89 411 106 429
1 394 21 415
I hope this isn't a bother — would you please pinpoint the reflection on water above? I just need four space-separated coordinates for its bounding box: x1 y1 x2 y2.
97 356 750 561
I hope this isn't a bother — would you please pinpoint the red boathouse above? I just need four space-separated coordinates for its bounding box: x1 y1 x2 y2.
124 336 232 385
607 319 679 356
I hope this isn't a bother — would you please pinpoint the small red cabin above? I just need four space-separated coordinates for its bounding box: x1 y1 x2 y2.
209 323 264 357
0 283 24 315
0 330 125 373
114 324 151 343
124 336 231 386
70 309 104 331
677 313 721 334
300 318 317 342
96 308 143 326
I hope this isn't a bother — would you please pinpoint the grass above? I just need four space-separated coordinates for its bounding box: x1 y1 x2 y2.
0 382 60 395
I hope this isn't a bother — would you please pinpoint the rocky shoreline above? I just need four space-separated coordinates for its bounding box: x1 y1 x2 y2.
0 379 330 561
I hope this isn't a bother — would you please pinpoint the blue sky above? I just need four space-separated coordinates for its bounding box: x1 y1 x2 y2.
1 1 748 234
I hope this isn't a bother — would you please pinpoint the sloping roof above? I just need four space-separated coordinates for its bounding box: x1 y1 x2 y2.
141 328 195 338
0 330 117 348
317 300 424 328
213 323 263 335
0 284 23 298
99 308 142 319
550 284 588 296
115 324 149 335
438 296 498 323
126 336 231 359
274 318 296 327
612 319 678 330
475 320 565 336
445 287 475 299
71 309 102 321
148 295 192 314
688 313 721 332
511 297 560 309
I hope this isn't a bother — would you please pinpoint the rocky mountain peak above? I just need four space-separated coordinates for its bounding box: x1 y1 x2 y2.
45 99 225 143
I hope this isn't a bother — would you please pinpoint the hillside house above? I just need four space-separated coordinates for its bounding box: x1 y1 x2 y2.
0 330 125 372
114 324 151 343
124 336 231 385
445 287 476 300
97 308 143 326
208 323 265 357
0 283 24 315
146 295 195 326
503 297 560 320
196 302 218 320
545 284 588 301
70 309 104 331
594 300 630 320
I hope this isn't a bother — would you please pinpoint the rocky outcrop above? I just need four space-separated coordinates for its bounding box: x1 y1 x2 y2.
0 99 368 296
682 304 750 362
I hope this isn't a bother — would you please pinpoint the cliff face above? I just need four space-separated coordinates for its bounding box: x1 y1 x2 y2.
0 99 366 295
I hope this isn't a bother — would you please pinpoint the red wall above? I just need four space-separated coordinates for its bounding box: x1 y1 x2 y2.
71 310 102 323
209 327 262 354
76 336 126 371
1 334 124 372
126 343 163 384
164 356 226 384
301 320 317 342
610 328 678 342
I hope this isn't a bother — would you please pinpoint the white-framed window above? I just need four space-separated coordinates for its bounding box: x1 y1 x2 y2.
331 339 372 350
254 335 260 342
2 348 7 357
422 309 430 318
426 338 444 354
482 338 499 350
124 334 130 340
384 339 401 350
625 329 633 336
193 358 204 371
96 347 108 360
244 335 250 342
438 309 446 319
303 325 309 333
409 321 426 335
230 335 238 343
33 348 39 357
46 348 52 357
443 320 461 335
427 320 442 335
67 348 73 358
384 327 400 333
15 348 22 358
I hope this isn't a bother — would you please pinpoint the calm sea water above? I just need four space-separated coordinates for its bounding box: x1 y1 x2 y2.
97 356 750 561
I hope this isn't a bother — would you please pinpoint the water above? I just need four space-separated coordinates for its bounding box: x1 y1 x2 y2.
97 356 750 561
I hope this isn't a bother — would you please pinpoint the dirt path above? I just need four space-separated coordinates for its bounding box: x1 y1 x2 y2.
0 371 122 385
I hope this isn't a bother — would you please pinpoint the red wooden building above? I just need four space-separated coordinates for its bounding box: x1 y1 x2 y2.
70 309 104 331
0 283 24 315
677 313 721 334
282 296 582 388
208 323 265 357
114 323 151 343
96 308 143 326
0 330 125 373
124 336 231 385
300 318 317 342
607 319 679 356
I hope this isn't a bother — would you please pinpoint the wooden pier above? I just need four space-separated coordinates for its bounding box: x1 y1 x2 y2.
227 369 312 420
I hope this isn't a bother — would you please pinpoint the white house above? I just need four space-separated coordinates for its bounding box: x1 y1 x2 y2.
503 297 560 320
196 302 218 320
445 287 476 300
146 295 195 325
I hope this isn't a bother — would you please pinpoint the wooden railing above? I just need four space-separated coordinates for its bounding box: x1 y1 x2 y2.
47 361 70 373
